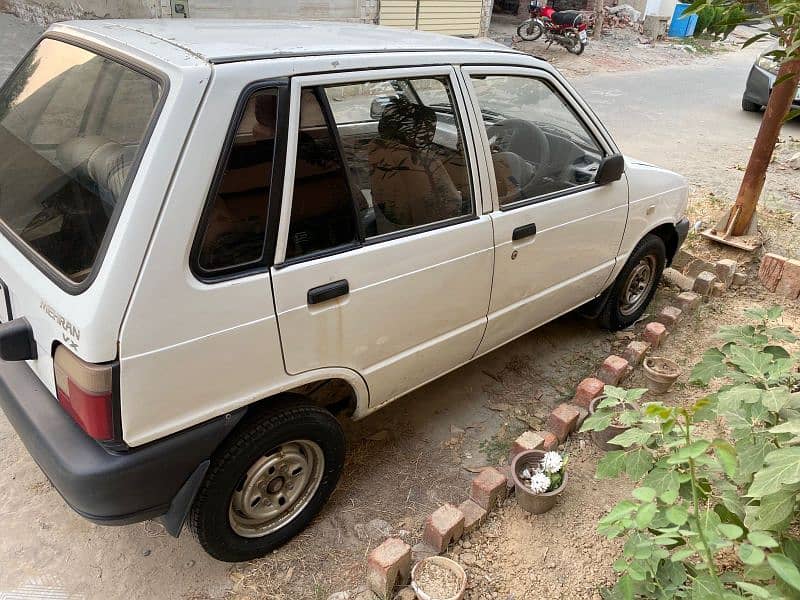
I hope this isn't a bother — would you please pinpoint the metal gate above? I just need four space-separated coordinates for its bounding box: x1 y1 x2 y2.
379 0 484 36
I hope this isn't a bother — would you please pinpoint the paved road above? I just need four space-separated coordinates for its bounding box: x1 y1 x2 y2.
575 45 800 211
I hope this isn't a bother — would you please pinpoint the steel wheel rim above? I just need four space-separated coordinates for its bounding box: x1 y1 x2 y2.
619 255 656 316
229 440 325 538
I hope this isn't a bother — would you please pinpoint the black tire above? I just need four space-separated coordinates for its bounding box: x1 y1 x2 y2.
598 234 666 331
741 97 761 112
189 397 345 562
566 32 585 55
517 19 544 40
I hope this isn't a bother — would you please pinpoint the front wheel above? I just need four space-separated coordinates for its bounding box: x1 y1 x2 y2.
517 19 544 40
565 31 586 55
189 397 346 562
598 234 666 331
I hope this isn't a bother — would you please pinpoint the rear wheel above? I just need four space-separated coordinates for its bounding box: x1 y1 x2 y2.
189 397 345 562
518 19 544 40
565 31 585 55
598 234 666 331
741 97 762 112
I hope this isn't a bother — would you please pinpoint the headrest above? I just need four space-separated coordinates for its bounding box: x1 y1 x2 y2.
299 90 327 129
377 99 436 150
252 93 277 140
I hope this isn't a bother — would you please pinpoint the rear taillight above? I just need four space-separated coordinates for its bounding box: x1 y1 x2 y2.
54 345 115 441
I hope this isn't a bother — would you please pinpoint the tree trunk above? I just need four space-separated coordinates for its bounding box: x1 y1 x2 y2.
593 0 603 39
730 58 800 236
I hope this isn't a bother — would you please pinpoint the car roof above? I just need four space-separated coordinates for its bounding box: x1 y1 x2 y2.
56 19 519 65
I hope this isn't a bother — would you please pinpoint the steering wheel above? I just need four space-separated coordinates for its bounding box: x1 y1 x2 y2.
486 118 550 170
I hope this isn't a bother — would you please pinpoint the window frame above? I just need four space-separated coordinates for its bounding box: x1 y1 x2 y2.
461 66 618 213
273 66 481 267
189 80 290 282
0 33 169 295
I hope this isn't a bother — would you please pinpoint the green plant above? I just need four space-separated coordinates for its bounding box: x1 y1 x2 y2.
595 306 800 599
580 385 648 433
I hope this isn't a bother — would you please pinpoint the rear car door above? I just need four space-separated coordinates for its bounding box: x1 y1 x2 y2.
270 67 494 407
460 66 628 355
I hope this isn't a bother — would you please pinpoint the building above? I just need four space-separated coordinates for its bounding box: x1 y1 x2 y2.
3 0 493 37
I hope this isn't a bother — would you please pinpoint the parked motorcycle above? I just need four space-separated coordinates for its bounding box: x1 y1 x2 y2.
517 0 588 55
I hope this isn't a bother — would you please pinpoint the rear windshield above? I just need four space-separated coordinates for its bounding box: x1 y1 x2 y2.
0 38 162 284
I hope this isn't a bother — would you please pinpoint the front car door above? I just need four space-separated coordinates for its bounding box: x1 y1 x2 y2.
270 66 494 408
460 66 629 356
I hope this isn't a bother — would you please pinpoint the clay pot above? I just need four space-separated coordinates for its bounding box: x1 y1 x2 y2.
643 356 682 395
411 556 467 600
588 395 639 452
511 450 568 515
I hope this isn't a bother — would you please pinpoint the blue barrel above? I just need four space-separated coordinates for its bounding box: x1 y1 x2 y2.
668 3 699 37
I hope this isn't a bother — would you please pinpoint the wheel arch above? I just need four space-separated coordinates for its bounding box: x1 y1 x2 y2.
646 222 680 266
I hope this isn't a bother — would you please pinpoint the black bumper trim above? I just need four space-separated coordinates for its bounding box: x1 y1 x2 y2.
675 216 690 251
0 358 244 525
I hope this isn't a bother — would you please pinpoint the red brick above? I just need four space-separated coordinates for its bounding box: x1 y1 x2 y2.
622 340 650 366
509 431 545 461
643 322 668 348
422 504 464 553
367 537 411 599
714 259 738 288
572 377 605 409
759 253 786 292
542 431 559 450
775 259 800 300
675 291 701 312
547 403 580 442
693 271 718 296
458 499 488 533
597 355 632 385
656 306 683 329
498 465 515 492
712 282 725 297
732 272 747 288
470 467 508 511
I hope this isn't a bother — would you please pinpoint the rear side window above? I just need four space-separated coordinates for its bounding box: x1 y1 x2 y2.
0 38 162 284
196 89 278 273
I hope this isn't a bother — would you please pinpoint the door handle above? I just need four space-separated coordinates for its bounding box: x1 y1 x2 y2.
307 279 349 305
512 222 537 241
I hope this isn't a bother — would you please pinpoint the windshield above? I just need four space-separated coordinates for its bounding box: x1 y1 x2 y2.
0 38 162 284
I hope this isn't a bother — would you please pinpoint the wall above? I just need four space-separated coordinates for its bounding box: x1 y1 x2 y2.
4 0 157 25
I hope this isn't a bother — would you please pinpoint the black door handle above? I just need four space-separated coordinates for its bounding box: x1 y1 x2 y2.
307 279 349 305
512 222 537 241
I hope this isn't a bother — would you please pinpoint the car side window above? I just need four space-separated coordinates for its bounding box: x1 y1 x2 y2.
322 76 472 237
285 90 357 260
469 74 604 208
196 88 277 274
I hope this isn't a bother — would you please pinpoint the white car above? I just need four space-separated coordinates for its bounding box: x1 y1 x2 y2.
0 20 688 561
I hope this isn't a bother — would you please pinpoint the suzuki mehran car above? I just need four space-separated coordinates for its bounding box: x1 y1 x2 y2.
0 20 689 562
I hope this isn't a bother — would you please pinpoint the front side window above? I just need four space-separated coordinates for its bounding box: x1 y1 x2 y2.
469 74 604 208
197 89 277 273
0 38 162 283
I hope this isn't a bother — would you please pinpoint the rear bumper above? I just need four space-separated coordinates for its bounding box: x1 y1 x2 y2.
0 358 242 526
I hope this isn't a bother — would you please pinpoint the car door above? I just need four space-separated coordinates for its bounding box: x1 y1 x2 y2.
460 66 629 356
270 66 494 407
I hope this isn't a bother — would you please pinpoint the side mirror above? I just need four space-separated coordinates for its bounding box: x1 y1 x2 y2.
595 154 625 186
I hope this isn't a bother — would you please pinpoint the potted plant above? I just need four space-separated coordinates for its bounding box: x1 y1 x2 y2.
642 356 682 395
580 385 646 451
511 449 568 514
411 556 467 600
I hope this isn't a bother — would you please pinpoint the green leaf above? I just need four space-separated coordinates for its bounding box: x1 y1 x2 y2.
735 581 771 598
767 554 800 593
749 447 800 497
642 468 681 500
625 448 654 481
600 500 637 525
602 386 627 401
766 306 784 321
736 435 776 483
728 346 773 379
596 451 627 479
719 385 763 405
712 439 737 478
717 523 744 540
747 531 779 548
747 487 797 531
635 502 657 528
762 387 791 413
666 504 688 525
764 344 791 359
742 32 769 47
609 427 652 448
738 543 766 565
667 440 711 464
580 411 614 432
671 548 696 562
770 419 800 435
691 348 727 385
691 573 720 599
632 487 656 502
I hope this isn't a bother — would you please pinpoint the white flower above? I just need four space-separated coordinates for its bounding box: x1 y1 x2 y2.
529 472 551 494
541 451 563 474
